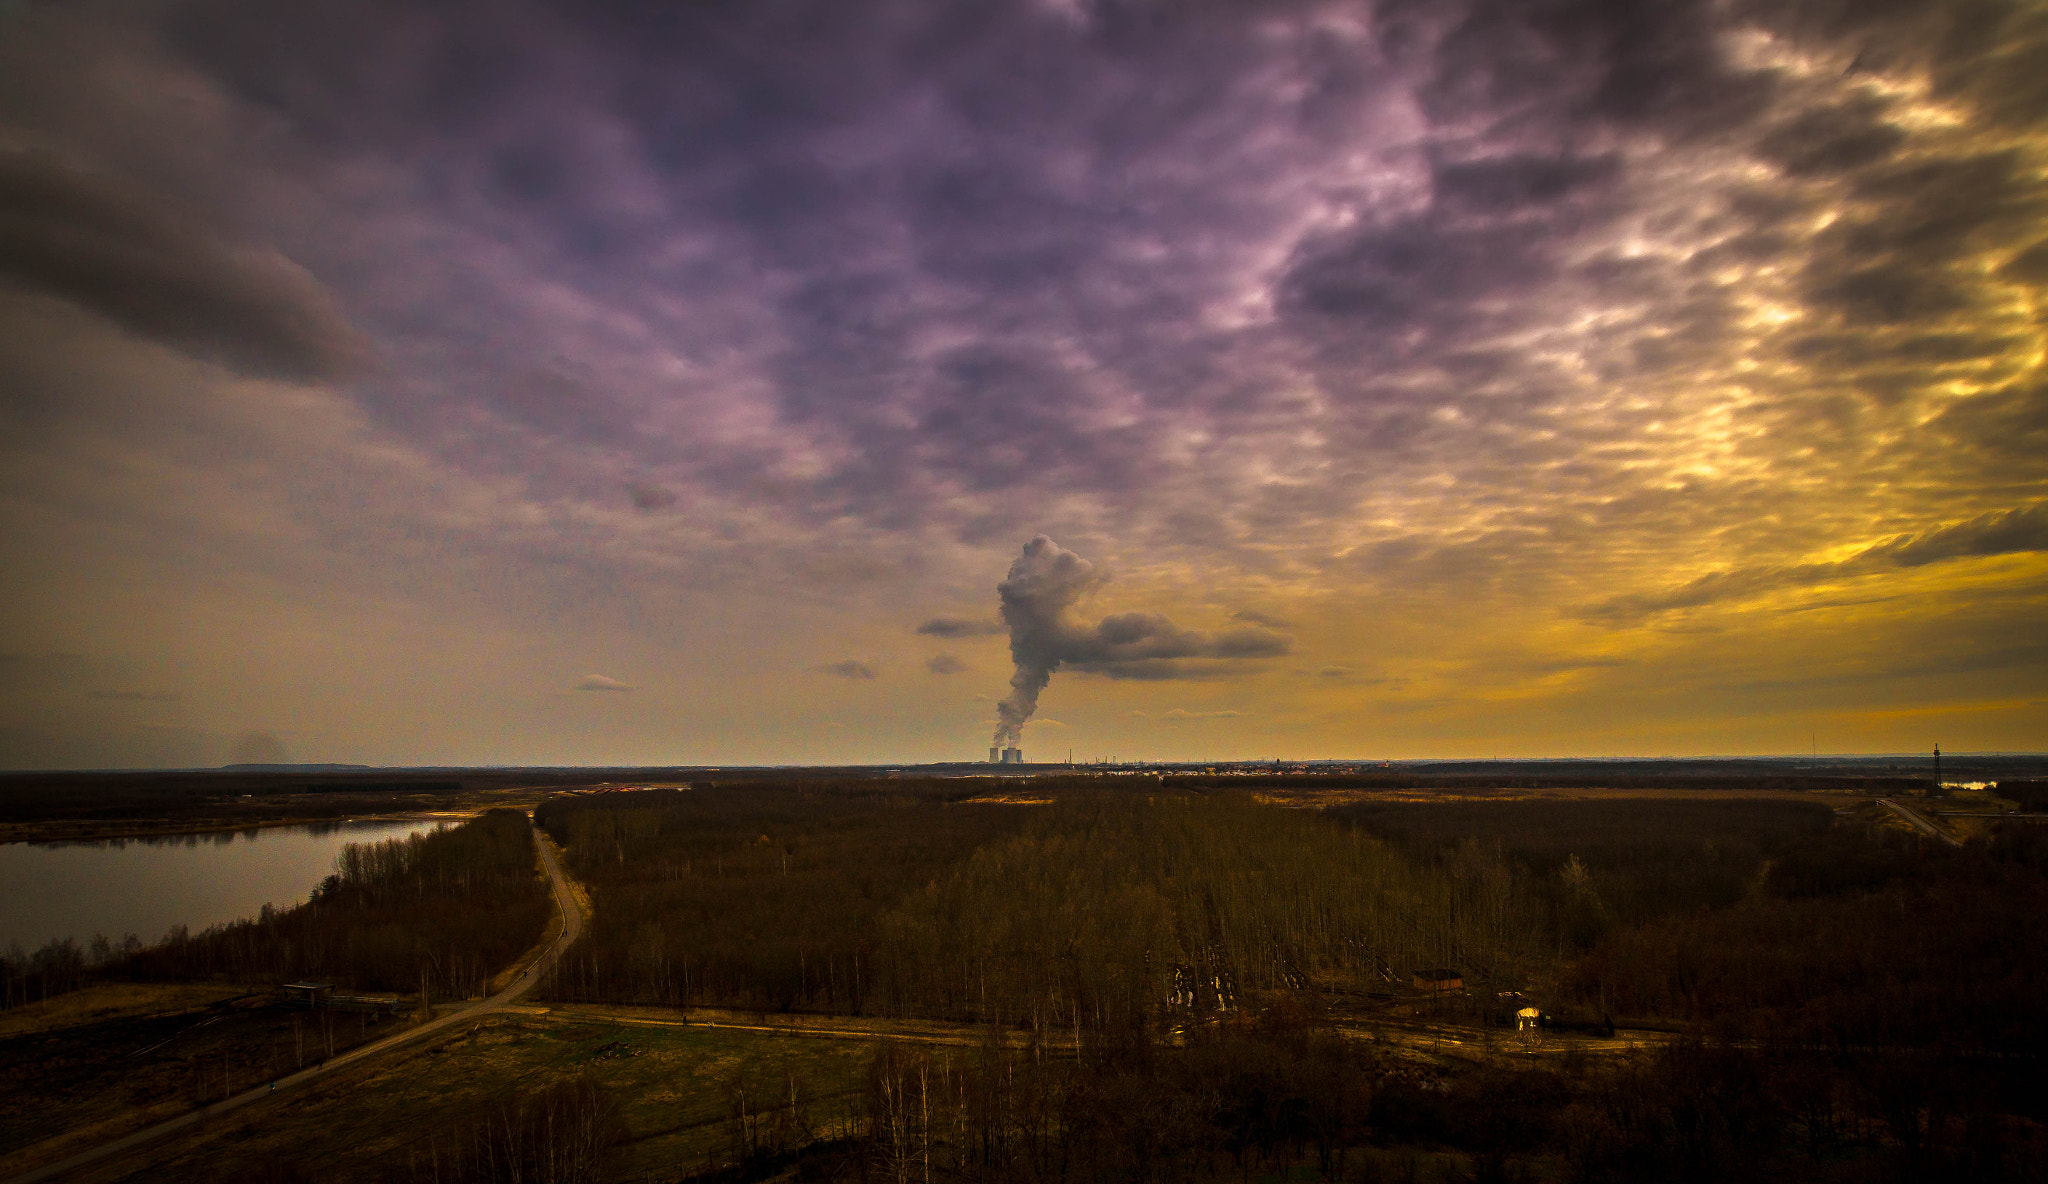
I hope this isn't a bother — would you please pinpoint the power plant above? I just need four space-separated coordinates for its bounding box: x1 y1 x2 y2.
988 746 1023 764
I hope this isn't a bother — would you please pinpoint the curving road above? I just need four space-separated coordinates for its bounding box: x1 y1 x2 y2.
1878 798 1962 848
5 814 584 1184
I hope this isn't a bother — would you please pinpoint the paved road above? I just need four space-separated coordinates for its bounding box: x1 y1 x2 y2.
5 814 584 1184
1879 798 1962 847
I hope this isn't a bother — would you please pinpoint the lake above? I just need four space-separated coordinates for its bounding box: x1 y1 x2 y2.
0 818 456 955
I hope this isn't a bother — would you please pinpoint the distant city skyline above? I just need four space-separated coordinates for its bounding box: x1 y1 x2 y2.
1 0 2042 768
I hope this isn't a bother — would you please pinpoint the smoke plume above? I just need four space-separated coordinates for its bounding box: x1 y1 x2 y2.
993 537 1107 746
990 536 1289 746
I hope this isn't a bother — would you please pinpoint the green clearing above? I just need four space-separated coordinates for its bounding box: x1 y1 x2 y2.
69 1015 874 1183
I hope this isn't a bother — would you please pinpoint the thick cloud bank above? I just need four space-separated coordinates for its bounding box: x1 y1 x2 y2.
5 0 2042 577
0 149 362 380
2 0 2045 763
993 536 1289 745
1593 502 2048 621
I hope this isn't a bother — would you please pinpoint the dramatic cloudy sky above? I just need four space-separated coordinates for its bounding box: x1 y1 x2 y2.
2 0 2044 767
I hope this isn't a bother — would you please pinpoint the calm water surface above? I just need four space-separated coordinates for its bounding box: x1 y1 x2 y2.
0 818 453 953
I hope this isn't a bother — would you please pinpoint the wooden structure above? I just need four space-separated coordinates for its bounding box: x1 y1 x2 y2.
1413 968 1463 993
282 981 334 1008
281 982 404 1013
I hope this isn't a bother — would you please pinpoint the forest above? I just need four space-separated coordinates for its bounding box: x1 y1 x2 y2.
9 777 2047 1181
112 807 551 1000
525 780 2048 1181
535 785 1857 1028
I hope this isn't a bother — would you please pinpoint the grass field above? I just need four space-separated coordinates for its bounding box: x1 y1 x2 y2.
45 1012 876 1182
0 991 412 1179
0 982 243 1042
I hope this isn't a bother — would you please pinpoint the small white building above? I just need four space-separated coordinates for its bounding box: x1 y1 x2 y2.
284 981 334 1008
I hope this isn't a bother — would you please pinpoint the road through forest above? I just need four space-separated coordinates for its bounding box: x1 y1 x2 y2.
9 811 1677 1182
3 813 585 1184
1878 798 1963 847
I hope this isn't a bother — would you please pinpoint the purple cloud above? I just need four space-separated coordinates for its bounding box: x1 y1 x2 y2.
0 149 365 380
3 0 2045 764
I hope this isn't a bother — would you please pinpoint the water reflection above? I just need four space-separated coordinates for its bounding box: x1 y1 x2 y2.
36 818 445 851
2 817 453 954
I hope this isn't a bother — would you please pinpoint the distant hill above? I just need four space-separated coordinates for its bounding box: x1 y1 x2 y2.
219 763 372 772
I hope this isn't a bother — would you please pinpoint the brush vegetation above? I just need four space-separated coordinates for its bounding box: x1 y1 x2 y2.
519 779 2048 1181
12 777 2048 1182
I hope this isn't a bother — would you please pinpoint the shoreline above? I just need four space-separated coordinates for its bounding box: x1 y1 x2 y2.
0 808 491 847
0 787 548 846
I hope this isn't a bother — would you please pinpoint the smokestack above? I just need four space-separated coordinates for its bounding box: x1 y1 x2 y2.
1004 746 1022 764
989 746 1000 764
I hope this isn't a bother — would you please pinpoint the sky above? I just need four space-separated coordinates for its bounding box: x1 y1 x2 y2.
0 0 2043 769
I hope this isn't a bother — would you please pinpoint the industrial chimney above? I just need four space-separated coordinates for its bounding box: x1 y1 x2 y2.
989 746 1000 764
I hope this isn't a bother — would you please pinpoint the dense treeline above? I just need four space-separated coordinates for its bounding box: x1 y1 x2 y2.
1335 797 1838 949
1339 799 2048 1054
540 789 2048 1048
537 787 1902 1030
0 934 139 1010
528 784 2048 1180
855 1014 1377 1183
813 1019 2043 1183
537 787 1548 1028
537 784 1034 1012
115 809 550 999
1998 779 2048 809
873 794 1541 1031
1176 772 1937 792
1569 825 2048 1053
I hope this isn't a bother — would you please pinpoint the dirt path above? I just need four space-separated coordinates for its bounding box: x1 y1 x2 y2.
509 1003 1044 1049
511 1000 1677 1069
3 812 583 1184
